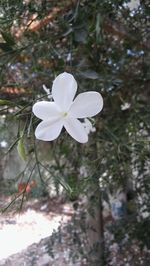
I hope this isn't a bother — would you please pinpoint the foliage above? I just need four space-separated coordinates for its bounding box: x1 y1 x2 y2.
0 0 149 264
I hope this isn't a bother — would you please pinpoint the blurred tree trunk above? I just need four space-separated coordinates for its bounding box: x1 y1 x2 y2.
85 141 105 265
86 179 104 265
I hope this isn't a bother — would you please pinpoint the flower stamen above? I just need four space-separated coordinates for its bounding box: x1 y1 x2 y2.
63 112 68 117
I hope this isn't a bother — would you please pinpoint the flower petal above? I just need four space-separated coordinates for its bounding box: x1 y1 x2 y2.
32 101 61 120
35 118 63 141
64 117 88 143
52 72 77 111
69 92 103 118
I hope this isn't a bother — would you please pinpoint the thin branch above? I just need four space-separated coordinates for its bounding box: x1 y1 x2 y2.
18 163 36 212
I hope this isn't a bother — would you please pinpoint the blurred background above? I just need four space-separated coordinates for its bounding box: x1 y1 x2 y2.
0 0 149 265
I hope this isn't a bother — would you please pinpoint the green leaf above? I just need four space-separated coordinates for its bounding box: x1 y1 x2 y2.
0 99 14 106
17 137 27 161
0 42 13 52
1 31 15 46
56 177 73 194
96 13 103 43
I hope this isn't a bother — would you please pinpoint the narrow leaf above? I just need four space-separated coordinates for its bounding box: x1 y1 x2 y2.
96 13 102 43
17 137 27 161
1 31 15 46
0 99 14 106
0 42 13 52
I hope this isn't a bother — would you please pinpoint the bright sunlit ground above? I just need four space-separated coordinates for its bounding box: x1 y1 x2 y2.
0 199 72 261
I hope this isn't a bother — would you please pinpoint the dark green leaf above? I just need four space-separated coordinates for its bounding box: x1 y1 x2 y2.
0 99 13 106
1 31 15 46
0 42 13 52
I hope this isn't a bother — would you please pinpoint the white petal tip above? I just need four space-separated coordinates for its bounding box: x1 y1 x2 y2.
75 136 88 144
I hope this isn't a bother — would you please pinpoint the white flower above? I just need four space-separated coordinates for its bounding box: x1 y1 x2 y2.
127 0 140 11
42 84 53 100
121 102 131 111
82 118 96 135
32 72 103 143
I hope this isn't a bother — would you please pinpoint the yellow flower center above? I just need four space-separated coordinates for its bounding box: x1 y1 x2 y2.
63 112 68 117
